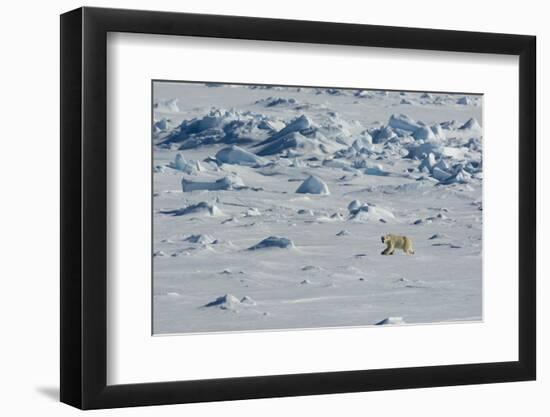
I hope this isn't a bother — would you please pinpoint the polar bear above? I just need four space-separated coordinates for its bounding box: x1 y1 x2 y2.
381 234 415 255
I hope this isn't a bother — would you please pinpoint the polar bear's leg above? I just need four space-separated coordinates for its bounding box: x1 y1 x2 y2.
402 237 415 255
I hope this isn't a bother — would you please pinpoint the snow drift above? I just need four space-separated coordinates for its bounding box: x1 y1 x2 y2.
348 202 396 223
254 114 351 156
184 234 216 244
215 145 266 166
160 202 224 217
388 113 421 132
248 236 295 250
459 117 482 132
181 175 245 192
158 108 279 149
295 175 330 195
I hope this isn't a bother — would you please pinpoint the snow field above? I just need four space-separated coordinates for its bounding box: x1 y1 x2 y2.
153 83 482 334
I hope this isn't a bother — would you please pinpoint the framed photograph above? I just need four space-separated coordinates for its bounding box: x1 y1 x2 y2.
60 6 536 409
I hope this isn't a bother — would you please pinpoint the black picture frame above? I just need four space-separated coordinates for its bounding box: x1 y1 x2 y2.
60 6 536 410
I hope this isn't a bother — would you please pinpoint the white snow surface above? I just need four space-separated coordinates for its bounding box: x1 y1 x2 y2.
153 82 483 334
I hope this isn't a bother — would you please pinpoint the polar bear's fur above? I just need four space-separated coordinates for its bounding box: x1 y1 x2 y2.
381 234 415 255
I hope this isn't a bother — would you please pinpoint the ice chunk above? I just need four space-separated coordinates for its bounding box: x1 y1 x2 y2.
173 153 188 170
184 234 216 244
363 162 389 176
240 296 256 305
459 117 482 132
295 175 330 195
348 200 362 213
166 292 180 297
372 126 397 144
181 175 245 192
290 158 306 168
159 108 275 148
376 317 406 325
418 153 437 172
154 118 169 132
354 90 372 98
434 159 450 172
256 130 338 157
215 145 266 166
322 158 352 170
439 166 471 185
160 202 224 217
203 294 241 311
441 147 467 159
245 208 261 217
302 265 322 271
248 236 295 250
257 132 306 156
406 142 444 159
256 96 298 107
331 212 345 220
270 114 312 140
169 153 201 174
413 125 437 141
256 112 354 156
432 166 453 181
351 134 373 151
431 123 445 140
388 114 421 132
